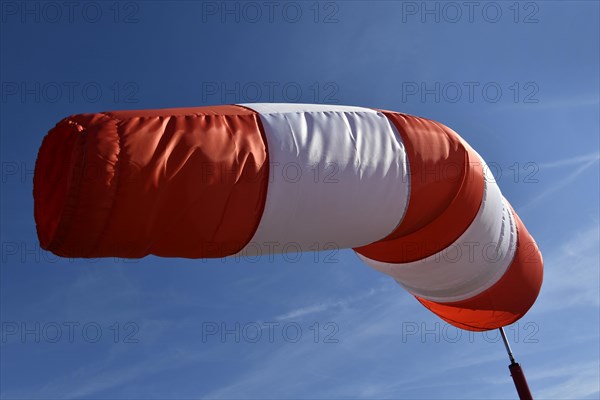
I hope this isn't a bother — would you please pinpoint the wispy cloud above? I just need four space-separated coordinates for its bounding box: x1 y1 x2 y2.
274 285 388 321
4 316 218 400
534 361 600 399
201 280 516 399
58 349 203 400
533 223 599 312
536 152 600 169
517 152 599 214
201 283 414 399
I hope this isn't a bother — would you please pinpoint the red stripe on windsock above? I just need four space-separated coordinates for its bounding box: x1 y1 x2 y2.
415 203 543 331
34 105 269 258
355 112 484 263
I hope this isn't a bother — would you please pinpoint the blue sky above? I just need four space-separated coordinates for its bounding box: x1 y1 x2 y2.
1 1 598 398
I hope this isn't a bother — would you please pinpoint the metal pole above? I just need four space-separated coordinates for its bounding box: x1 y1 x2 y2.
499 327 533 400
499 327 516 364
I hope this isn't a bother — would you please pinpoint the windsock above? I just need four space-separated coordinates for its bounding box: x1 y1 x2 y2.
34 103 543 331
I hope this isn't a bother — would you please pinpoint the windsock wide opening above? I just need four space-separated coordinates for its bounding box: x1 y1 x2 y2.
34 119 80 250
34 113 121 257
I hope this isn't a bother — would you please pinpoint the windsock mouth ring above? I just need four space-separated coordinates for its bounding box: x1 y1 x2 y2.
34 119 81 250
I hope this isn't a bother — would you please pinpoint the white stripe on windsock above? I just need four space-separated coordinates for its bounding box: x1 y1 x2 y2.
237 103 410 255
358 159 518 303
